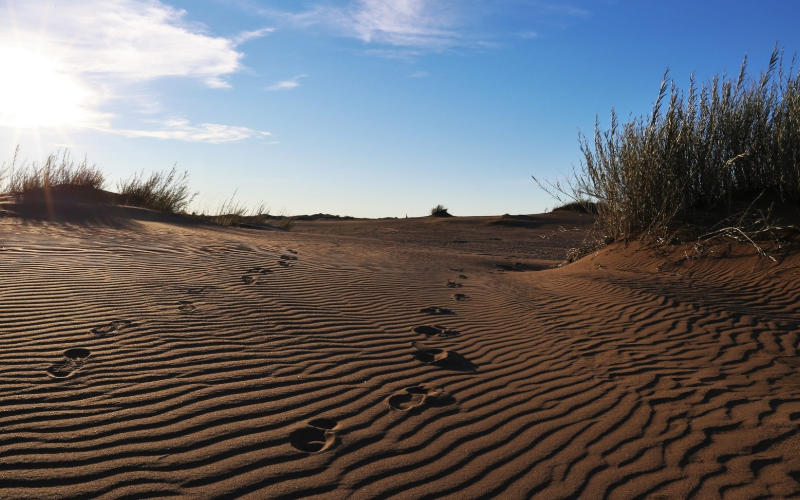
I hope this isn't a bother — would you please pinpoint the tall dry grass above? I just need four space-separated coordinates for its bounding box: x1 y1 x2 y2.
117 167 196 213
555 46 800 240
1 149 277 225
211 190 269 226
1 148 105 194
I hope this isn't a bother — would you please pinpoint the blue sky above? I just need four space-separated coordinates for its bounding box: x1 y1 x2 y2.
2 0 799 217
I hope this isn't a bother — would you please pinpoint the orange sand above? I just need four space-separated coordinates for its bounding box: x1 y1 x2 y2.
1 206 798 499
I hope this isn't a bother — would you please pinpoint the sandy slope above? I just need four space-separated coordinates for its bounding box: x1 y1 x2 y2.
0 209 799 499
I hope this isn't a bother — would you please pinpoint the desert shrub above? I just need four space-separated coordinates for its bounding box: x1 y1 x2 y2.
550 46 800 240
552 200 599 214
211 191 269 226
430 204 452 217
117 166 195 213
3 149 105 194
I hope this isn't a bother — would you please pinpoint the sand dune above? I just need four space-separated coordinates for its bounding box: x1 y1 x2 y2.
1 208 799 499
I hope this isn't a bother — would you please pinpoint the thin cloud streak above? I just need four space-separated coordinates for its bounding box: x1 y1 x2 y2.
266 74 309 91
103 119 272 144
346 0 461 48
232 27 275 46
240 0 588 58
247 0 468 51
538 2 590 18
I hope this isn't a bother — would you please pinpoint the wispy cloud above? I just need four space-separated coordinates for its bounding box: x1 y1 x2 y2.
2 0 253 87
0 0 271 141
241 0 589 58
232 27 275 46
266 74 309 91
539 3 590 18
345 0 461 49
247 0 467 52
105 119 272 144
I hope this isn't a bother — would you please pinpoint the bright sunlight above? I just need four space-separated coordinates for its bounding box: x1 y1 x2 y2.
0 47 95 129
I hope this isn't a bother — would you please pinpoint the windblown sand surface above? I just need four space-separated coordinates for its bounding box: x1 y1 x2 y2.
1 207 800 499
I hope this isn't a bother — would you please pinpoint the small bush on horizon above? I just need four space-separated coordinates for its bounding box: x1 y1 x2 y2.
552 200 598 214
430 204 452 217
117 166 196 213
539 46 800 242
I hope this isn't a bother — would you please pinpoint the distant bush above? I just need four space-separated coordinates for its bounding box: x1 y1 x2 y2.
542 46 800 240
117 166 196 213
430 204 452 217
2 149 105 194
552 200 598 214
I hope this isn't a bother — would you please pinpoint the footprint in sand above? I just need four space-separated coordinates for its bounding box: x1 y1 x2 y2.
457 274 469 280
246 266 273 275
412 325 460 338
178 300 196 313
452 293 471 301
91 320 132 338
186 286 207 295
412 342 476 371
449 267 464 273
290 418 339 453
388 386 427 410
419 306 455 316
277 254 298 268
446 281 463 288
242 266 274 284
388 386 455 411
46 347 91 379
495 262 533 272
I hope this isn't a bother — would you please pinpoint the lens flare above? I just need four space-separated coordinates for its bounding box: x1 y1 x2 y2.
0 47 95 129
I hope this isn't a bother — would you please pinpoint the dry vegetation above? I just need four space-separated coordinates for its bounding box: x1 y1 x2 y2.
552 200 598 214
430 204 452 217
206 190 271 227
1 148 105 195
0 151 279 227
539 46 800 246
117 167 196 213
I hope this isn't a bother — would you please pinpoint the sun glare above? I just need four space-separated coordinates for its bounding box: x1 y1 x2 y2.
0 47 94 129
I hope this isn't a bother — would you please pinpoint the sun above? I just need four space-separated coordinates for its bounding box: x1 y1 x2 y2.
0 47 95 129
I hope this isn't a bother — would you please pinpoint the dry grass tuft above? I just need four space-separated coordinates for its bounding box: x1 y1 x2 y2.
1 149 280 228
117 166 196 213
2 148 105 195
539 46 800 243
209 191 270 226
